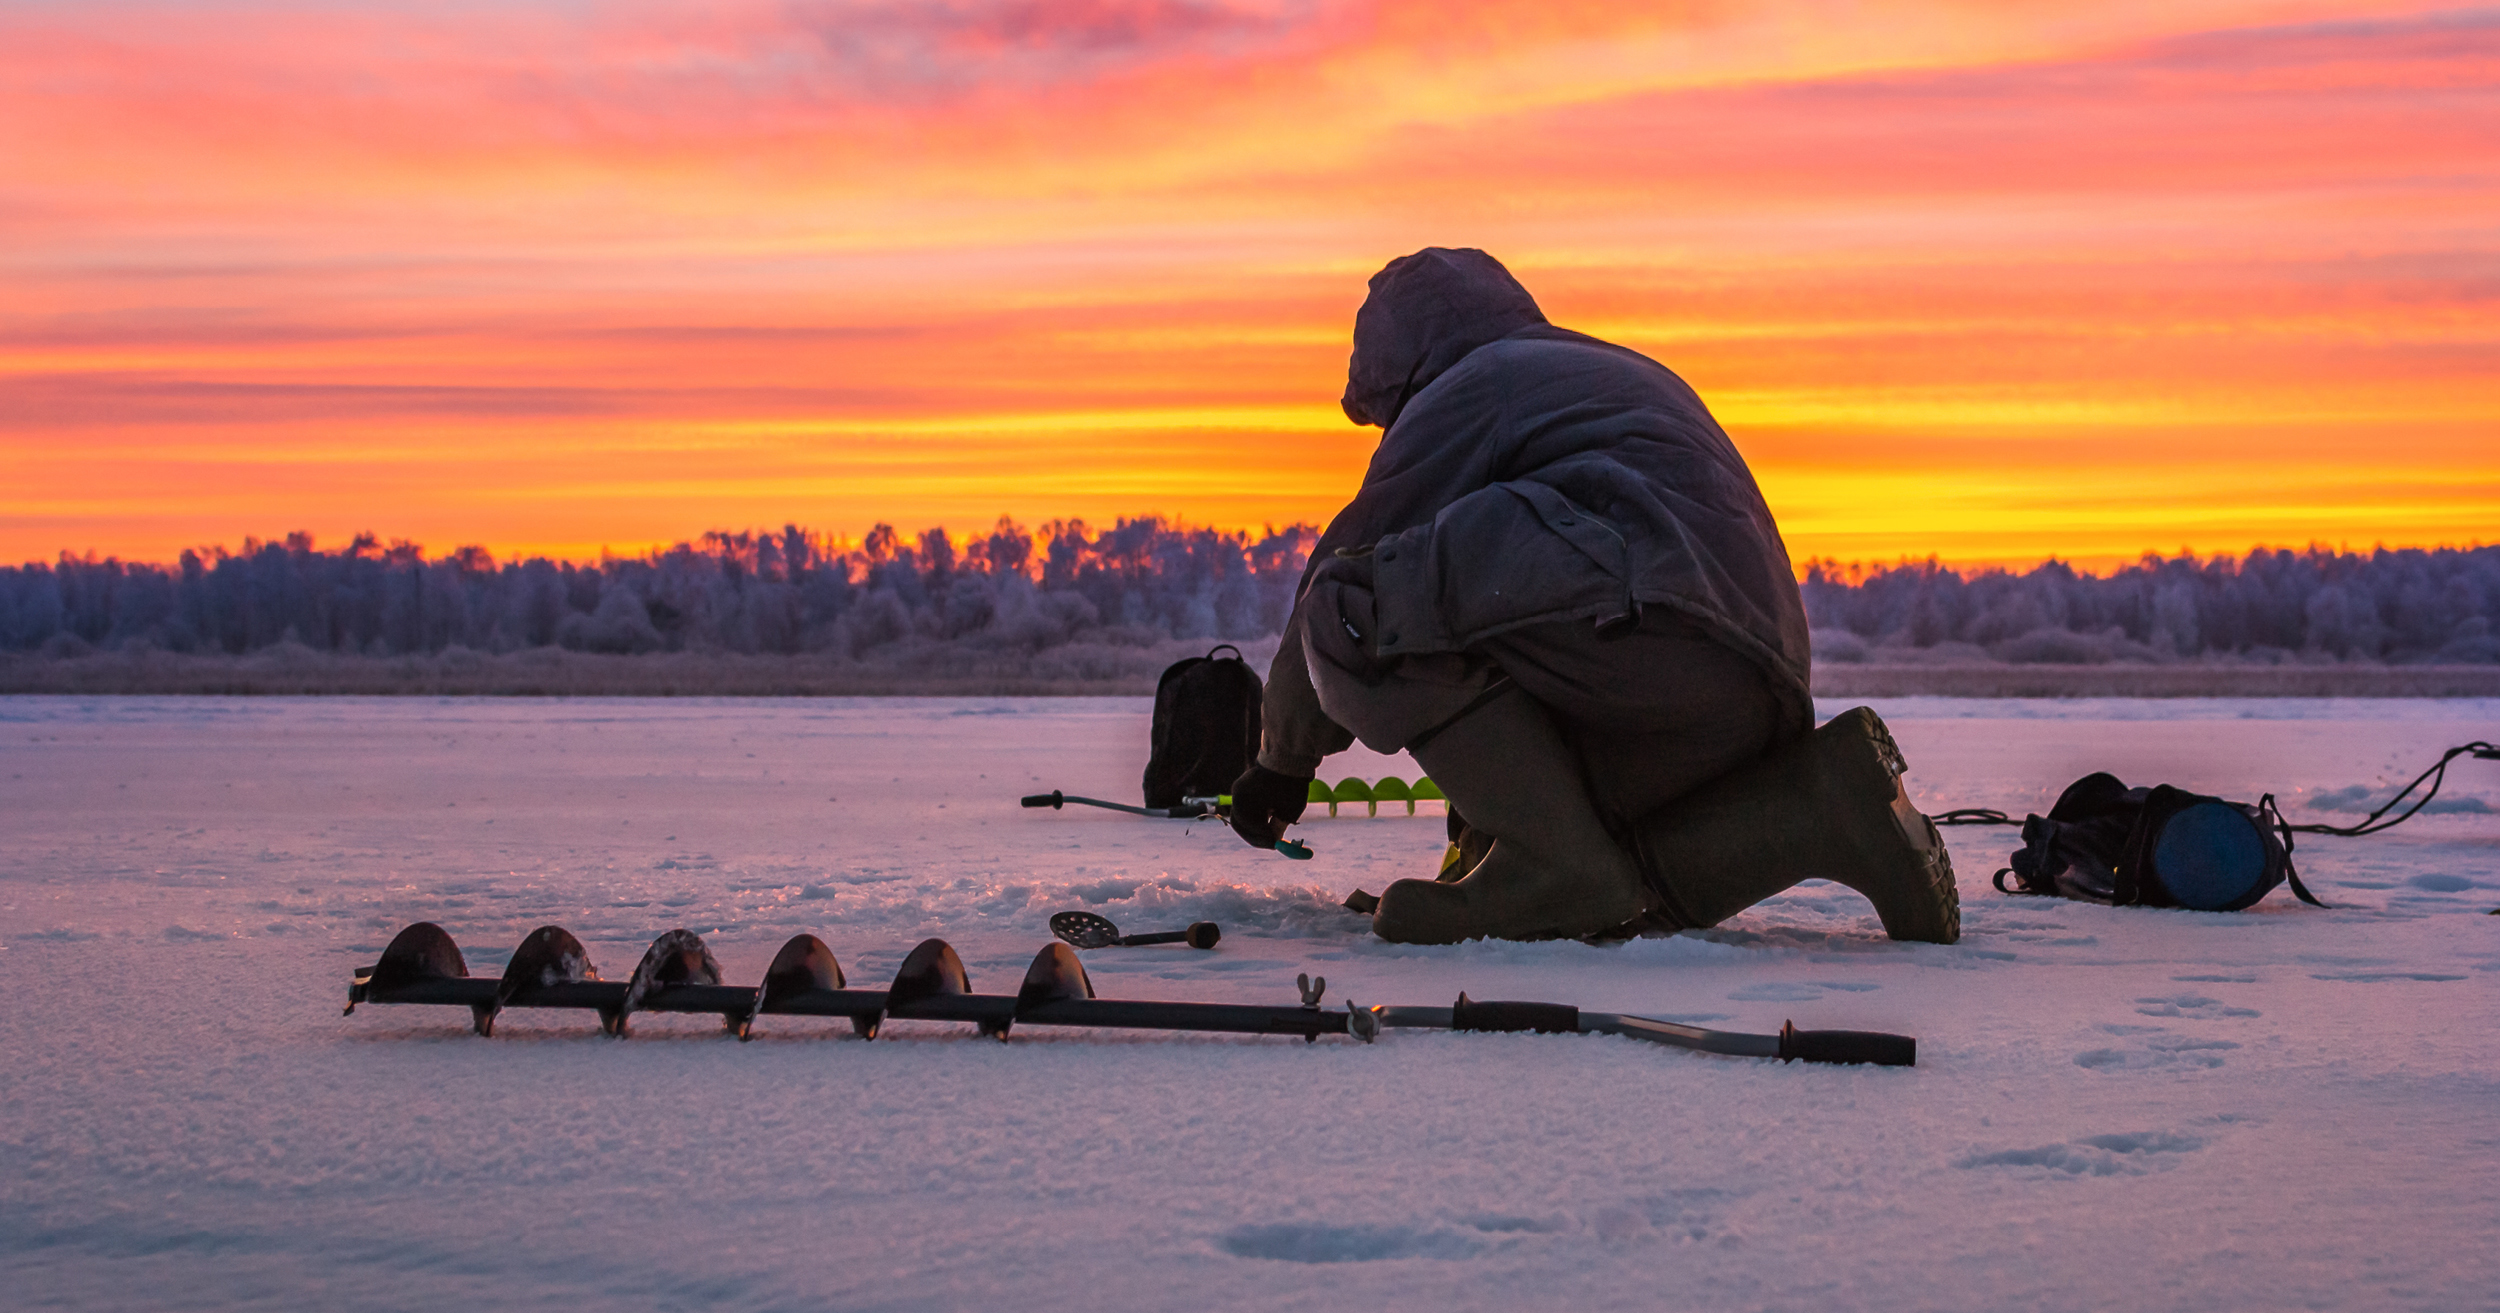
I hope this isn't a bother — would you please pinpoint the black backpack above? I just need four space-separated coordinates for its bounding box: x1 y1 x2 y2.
1143 644 1264 809
1994 772 2322 912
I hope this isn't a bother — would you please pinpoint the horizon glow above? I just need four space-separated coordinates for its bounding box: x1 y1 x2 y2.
3 0 2494 572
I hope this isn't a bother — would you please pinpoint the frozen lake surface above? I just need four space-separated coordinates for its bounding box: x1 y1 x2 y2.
2 695 2495 1311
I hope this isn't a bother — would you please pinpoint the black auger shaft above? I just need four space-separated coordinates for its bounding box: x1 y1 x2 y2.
345 923 1346 1042
346 922 1909 1063
356 980 1346 1037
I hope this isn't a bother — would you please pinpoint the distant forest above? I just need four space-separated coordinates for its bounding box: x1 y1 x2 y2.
4 522 2496 666
6 520 1318 662
1801 547 2498 665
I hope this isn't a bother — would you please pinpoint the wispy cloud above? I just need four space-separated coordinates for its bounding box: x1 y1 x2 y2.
1 0 2493 565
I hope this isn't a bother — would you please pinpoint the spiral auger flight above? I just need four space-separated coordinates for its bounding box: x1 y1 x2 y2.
344 921 1917 1065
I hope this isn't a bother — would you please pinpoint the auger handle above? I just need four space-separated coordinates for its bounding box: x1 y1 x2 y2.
1451 997 1579 1033
1777 1022 1915 1067
1119 922 1222 949
1022 792 1177 818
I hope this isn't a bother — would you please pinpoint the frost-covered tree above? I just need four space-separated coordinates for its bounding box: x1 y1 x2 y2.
1800 546 2499 663
12 532 2491 664
2 518 1319 660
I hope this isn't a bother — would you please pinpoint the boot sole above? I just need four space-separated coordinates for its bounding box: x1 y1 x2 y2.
1373 855 1648 944
1829 710 1960 944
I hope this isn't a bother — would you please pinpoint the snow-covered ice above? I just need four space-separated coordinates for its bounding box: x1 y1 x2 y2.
2 695 2494 1311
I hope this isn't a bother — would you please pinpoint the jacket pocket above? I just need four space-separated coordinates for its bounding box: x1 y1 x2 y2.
1504 481 1635 626
1368 521 1449 658
1371 481 1634 658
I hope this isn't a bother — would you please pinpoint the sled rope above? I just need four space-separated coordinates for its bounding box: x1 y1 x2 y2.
2279 741 2498 837
1924 742 2497 836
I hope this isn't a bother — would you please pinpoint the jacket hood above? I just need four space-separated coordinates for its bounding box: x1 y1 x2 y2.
1340 248 1547 429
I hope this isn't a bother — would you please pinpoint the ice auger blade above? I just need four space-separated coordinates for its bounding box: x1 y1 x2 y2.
1015 942 1095 1013
618 928 733 1039
352 921 466 1005
748 934 857 1040
889 938 970 1004
887 938 1013 1040
348 922 497 1035
498 925 600 1035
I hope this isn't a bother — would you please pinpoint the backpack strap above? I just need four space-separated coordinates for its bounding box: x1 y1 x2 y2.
1932 808 2016 826
1207 643 1244 662
2117 784 2211 907
2257 793 2329 908
1997 814 2061 895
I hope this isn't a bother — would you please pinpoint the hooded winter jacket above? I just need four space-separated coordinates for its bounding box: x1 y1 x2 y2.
1258 248 1813 775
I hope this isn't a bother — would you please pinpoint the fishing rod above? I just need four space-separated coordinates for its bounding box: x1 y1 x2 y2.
344 922 1914 1065
1021 790 1221 820
1021 790 1313 859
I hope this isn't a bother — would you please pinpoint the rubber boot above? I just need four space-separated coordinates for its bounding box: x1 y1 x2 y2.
1634 706 1959 943
1371 688 1652 943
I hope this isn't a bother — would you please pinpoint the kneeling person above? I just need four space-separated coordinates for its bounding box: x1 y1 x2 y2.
1225 248 1958 945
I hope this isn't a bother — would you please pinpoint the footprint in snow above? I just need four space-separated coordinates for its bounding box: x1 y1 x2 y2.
1218 1222 1488 1264
2134 993 2261 1019
1726 982 1824 1002
1957 1130 2209 1176
1718 980 1877 1003
2075 1036 2240 1070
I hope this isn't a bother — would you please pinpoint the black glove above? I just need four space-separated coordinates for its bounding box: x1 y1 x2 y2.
1227 764 1311 849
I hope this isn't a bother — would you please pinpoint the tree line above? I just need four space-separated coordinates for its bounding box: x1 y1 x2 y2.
3 519 1317 660
5 525 2494 664
1801 546 2499 664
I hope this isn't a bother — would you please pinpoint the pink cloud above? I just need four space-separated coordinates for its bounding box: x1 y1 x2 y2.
1356 8 2500 214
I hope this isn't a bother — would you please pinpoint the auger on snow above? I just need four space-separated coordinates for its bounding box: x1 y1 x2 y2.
343 921 1917 1065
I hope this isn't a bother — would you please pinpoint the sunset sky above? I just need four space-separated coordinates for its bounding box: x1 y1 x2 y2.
3 0 2493 570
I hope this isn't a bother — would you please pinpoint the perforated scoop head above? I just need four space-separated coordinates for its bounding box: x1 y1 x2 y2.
1050 910 1124 950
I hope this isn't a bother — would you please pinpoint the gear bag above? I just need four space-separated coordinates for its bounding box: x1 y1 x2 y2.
1992 772 2322 911
1142 644 1264 810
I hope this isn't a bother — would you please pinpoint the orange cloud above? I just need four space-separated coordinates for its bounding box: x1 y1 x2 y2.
1 0 2491 568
